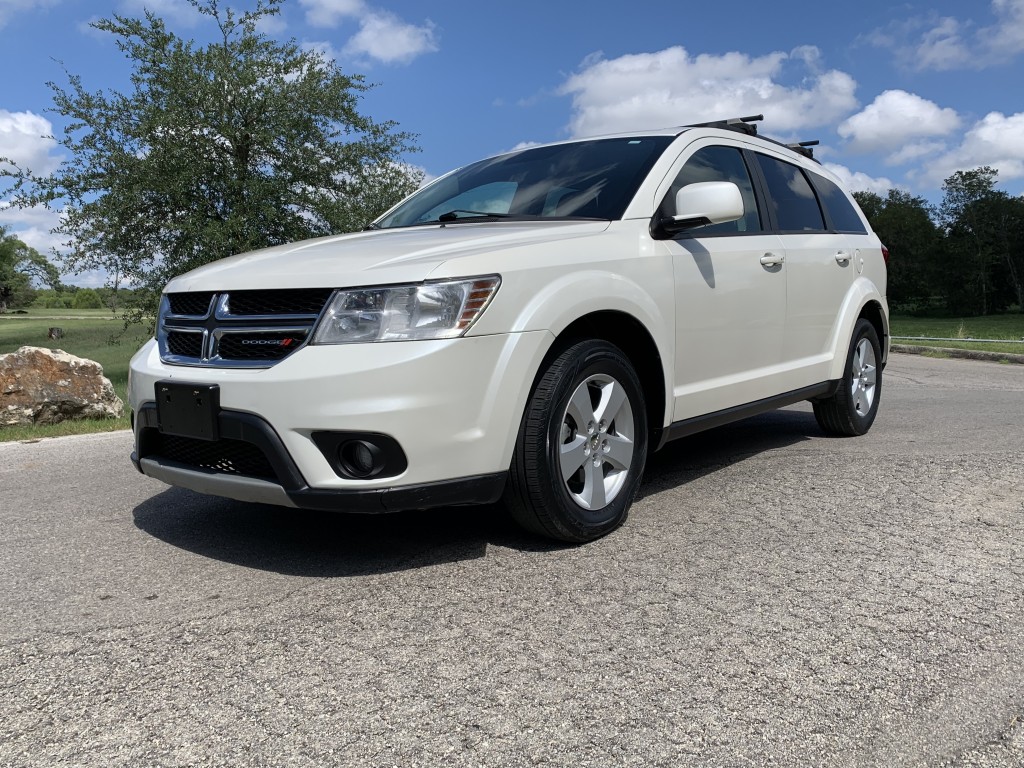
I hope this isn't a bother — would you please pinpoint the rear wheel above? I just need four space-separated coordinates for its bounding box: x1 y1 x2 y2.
505 340 647 543
813 318 882 436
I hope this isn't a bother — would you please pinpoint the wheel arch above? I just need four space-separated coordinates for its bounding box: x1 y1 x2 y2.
826 279 890 380
858 300 889 367
534 310 669 450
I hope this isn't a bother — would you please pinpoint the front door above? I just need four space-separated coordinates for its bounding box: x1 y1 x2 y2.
658 143 789 421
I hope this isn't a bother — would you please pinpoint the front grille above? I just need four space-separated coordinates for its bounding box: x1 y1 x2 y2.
158 288 334 368
166 330 204 358
154 433 277 481
225 289 334 316
217 331 309 361
167 292 215 316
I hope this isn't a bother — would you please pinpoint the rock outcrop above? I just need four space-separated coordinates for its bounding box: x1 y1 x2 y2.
0 346 124 427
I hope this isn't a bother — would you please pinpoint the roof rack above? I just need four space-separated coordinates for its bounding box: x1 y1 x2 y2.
684 114 763 136
786 140 819 161
682 115 821 163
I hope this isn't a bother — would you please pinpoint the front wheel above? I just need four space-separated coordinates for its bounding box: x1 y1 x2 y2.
813 318 882 436
504 340 648 543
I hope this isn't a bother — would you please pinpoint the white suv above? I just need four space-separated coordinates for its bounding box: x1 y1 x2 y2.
129 116 888 542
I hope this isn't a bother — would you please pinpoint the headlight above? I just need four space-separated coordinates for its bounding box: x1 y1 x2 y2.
312 276 501 344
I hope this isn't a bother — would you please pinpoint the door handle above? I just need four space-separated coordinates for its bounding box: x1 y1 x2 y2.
835 251 851 264
760 253 785 267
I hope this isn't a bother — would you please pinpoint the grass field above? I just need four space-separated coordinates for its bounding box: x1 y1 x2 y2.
889 314 1024 354
0 309 152 442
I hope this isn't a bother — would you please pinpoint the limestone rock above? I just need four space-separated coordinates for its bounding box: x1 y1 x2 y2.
0 346 124 427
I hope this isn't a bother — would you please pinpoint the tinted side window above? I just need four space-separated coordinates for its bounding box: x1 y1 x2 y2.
809 174 868 233
755 154 826 232
662 146 761 234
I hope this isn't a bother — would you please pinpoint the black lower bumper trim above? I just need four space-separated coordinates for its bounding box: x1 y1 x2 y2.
284 472 508 513
133 401 507 513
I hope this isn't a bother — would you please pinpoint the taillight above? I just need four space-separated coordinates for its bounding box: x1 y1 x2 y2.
881 244 890 264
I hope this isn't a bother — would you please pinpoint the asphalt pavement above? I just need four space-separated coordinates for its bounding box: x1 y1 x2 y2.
1 353 1022 767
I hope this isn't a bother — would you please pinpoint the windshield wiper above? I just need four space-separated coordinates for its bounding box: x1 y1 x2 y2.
436 209 514 222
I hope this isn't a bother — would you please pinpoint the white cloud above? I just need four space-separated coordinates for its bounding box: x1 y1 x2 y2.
981 0 1024 55
0 0 61 30
0 203 65 257
0 110 63 175
255 13 287 35
823 164 896 195
913 17 971 71
300 0 365 27
0 204 115 287
301 40 343 65
507 141 543 153
559 46 858 138
412 166 436 188
885 141 949 166
300 1 437 65
61 269 110 289
921 111 1024 184
869 0 1024 71
838 90 961 159
343 11 438 64
789 45 824 72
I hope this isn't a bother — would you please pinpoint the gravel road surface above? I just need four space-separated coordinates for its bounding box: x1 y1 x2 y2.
1 353 1022 767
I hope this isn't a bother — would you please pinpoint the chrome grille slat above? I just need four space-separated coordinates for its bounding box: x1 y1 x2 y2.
222 288 333 316
157 289 334 368
165 329 205 358
166 292 215 317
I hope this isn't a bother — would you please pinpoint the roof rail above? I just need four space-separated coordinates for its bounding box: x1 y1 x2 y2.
684 114 764 136
682 115 822 163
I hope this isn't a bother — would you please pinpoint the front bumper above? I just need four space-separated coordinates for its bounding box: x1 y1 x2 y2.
129 331 553 510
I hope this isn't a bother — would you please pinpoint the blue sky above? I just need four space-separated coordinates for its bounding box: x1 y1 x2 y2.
1 0 1023 285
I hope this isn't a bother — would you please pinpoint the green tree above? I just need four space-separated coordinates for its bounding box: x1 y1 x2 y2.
854 189 944 312
1 0 421 323
0 227 61 312
980 192 1024 311
937 167 1018 315
71 287 104 309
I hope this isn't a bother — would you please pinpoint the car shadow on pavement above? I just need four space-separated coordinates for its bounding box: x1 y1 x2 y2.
132 489 540 578
639 406 820 501
132 406 821 576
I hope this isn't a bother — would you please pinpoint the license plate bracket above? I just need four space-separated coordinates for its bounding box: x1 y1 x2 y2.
156 381 220 441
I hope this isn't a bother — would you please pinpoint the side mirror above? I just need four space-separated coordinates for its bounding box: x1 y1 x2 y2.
657 181 744 236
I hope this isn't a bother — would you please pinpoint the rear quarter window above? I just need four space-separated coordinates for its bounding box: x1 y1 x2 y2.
808 174 869 234
754 154 826 232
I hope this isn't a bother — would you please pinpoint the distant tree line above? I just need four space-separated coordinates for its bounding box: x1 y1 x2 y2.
854 167 1024 316
33 286 140 312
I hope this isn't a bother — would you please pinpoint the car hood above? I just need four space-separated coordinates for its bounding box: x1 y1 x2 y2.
164 221 611 292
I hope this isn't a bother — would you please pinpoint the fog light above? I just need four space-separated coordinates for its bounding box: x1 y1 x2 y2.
339 439 382 478
312 431 407 480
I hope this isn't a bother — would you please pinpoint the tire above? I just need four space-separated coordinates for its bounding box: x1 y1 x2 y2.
813 318 882 437
504 339 648 543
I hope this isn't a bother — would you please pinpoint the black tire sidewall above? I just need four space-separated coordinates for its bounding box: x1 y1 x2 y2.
845 319 882 432
532 341 648 539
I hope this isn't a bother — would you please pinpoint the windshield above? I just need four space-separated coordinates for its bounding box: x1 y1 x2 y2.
374 136 674 229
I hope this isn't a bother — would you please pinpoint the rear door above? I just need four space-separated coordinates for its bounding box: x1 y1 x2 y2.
752 153 855 379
